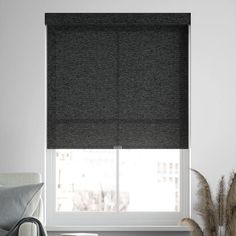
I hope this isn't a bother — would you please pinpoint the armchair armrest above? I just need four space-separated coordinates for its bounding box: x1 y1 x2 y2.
18 222 37 236
18 198 44 236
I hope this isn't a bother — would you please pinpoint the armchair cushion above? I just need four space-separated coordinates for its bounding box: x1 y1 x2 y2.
0 228 8 236
0 183 43 230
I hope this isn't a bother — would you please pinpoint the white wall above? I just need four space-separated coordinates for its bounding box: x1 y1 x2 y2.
1 0 236 232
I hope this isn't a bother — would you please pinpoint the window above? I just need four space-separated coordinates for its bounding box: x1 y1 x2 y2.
45 13 190 227
46 149 189 226
55 149 181 213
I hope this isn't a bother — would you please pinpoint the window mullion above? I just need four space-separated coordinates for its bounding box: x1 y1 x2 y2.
116 148 120 212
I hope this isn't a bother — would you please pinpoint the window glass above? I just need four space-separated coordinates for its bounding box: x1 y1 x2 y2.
119 150 180 212
55 149 180 212
56 150 116 212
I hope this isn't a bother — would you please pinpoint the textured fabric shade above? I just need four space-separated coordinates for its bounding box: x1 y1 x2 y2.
46 13 190 149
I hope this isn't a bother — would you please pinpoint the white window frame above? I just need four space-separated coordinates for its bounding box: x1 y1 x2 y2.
46 149 190 227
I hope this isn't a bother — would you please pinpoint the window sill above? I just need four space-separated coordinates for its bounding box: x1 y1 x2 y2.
46 225 191 232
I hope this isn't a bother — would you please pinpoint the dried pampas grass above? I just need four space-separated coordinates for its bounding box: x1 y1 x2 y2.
225 173 236 236
191 169 218 236
226 206 236 236
216 176 225 226
181 170 236 236
181 218 204 236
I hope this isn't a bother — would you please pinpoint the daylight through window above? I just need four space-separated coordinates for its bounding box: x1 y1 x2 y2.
55 149 180 213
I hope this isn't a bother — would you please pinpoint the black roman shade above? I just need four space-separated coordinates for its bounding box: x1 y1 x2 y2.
46 13 190 149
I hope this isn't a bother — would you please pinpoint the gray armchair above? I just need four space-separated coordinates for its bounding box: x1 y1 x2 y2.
0 173 44 236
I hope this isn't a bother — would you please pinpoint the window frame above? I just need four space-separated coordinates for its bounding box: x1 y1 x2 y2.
46 149 190 227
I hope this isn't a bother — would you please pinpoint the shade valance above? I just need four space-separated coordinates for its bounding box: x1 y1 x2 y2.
45 13 190 26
